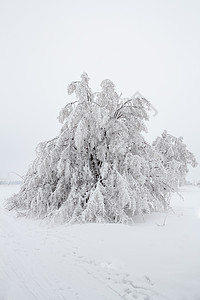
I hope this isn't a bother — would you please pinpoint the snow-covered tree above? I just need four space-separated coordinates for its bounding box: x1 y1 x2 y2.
152 130 198 188
7 74 197 223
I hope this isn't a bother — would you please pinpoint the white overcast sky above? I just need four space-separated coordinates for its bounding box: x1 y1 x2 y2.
0 0 200 181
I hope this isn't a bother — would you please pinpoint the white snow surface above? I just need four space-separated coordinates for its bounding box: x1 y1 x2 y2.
0 185 200 300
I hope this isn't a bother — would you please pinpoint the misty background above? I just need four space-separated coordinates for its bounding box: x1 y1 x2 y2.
0 0 199 182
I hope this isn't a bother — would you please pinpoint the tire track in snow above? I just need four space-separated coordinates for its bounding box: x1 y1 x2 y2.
0 206 125 299
0 186 169 300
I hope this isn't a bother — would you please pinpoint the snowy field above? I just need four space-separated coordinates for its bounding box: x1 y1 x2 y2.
0 185 200 300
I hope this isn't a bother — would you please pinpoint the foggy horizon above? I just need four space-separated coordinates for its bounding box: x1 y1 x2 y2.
0 0 200 182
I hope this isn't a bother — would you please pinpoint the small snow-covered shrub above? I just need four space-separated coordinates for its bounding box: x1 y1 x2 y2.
153 131 197 188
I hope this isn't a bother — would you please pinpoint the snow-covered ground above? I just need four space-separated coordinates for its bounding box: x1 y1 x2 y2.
0 185 200 300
